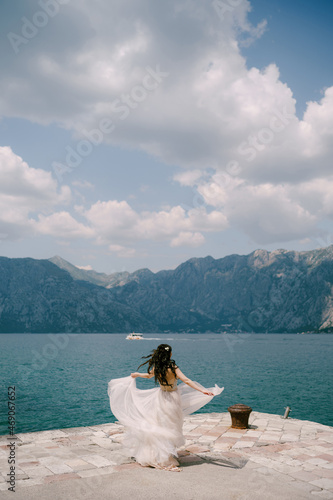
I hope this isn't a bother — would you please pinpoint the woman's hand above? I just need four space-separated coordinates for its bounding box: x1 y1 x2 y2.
131 372 139 378
202 390 214 396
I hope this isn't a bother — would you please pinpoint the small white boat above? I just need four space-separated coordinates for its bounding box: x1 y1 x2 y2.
126 332 143 340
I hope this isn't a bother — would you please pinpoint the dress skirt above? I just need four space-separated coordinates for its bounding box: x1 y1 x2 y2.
107 376 223 467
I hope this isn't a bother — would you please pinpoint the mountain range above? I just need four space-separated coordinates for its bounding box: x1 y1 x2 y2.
1 246 333 333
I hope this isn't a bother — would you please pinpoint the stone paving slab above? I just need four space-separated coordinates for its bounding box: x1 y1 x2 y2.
0 412 333 498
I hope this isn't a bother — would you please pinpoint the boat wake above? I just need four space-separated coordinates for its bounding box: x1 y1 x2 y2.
143 337 174 341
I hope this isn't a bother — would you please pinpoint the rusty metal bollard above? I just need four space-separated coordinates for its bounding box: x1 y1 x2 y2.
228 404 252 429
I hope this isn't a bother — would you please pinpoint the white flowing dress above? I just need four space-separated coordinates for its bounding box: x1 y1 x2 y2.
107 375 224 467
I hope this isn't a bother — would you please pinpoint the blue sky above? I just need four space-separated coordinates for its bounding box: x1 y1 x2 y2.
1 0 333 273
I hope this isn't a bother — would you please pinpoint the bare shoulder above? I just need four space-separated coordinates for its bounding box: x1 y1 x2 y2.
174 366 190 383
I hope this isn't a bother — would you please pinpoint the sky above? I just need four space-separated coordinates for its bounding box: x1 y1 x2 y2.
1 0 333 273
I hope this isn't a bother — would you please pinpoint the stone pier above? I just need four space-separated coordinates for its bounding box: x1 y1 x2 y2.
0 412 332 499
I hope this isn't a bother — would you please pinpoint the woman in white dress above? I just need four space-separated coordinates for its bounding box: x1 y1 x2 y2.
108 344 223 471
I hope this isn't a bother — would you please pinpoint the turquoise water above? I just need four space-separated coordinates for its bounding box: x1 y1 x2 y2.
0 333 332 435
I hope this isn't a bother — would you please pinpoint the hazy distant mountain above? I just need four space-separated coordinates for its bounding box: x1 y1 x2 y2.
48 256 152 288
106 246 333 333
0 257 153 333
1 246 333 333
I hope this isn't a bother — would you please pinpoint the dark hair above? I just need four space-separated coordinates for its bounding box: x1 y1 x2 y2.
137 344 177 387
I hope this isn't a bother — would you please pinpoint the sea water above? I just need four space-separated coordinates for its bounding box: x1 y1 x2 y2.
0 333 332 435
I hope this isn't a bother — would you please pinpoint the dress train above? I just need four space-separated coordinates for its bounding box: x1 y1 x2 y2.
107 376 223 468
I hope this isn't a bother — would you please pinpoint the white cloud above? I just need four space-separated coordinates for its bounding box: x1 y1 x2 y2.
36 211 94 239
0 145 229 248
83 200 228 247
76 264 93 270
173 169 206 187
298 87 333 158
239 19 268 48
2 2 332 184
226 183 317 244
0 146 71 239
0 0 271 169
1 1 333 249
50 170 333 249
84 200 138 243
193 174 333 244
170 231 205 248
72 180 94 189
0 146 70 207
109 244 136 258
3 0 332 186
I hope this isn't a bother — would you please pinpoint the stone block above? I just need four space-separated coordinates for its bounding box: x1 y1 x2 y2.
310 478 333 490
178 454 204 464
306 458 331 466
80 454 115 467
311 490 333 499
232 441 255 449
290 470 321 482
213 442 232 451
43 472 81 483
185 444 210 454
77 466 116 478
20 465 53 477
64 458 96 471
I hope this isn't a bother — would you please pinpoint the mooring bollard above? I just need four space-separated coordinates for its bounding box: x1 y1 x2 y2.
228 404 252 429
283 406 291 419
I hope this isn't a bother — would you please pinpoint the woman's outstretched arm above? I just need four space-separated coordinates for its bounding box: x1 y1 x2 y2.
131 367 154 379
175 367 214 396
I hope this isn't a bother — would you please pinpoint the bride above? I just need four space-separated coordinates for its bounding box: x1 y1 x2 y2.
107 344 223 471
